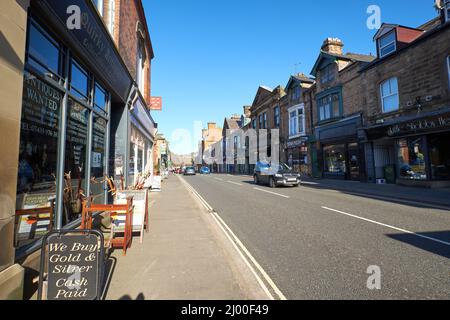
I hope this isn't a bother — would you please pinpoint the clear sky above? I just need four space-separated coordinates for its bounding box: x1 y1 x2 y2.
143 0 437 154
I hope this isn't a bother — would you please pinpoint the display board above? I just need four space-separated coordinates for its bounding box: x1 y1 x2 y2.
114 190 148 243
15 193 55 245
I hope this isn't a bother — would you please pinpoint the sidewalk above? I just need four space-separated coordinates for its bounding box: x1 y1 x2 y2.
301 177 450 208
104 175 264 300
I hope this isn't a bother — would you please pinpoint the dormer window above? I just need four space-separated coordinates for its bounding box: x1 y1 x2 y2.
378 30 396 58
320 64 335 84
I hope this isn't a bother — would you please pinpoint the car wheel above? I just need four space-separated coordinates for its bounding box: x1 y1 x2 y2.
254 175 259 185
269 177 276 188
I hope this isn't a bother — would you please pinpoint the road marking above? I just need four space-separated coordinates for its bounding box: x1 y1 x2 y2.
254 188 290 199
227 181 243 186
214 177 224 182
322 206 450 247
178 175 287 300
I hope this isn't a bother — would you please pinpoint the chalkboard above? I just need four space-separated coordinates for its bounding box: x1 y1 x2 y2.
41 231 104 300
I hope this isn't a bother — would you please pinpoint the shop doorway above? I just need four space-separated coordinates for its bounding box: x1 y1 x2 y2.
348 143 360 181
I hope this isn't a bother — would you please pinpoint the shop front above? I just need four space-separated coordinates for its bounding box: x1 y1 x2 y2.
15 0 133 257
286 137 310 176
364 109 450 187
315 115 365 181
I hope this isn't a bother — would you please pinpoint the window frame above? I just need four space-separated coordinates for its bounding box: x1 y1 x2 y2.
320 64 335 84
317 88 342 122
380 77 399 113
274 106 280 128
378 30 397 58
288 104 306 138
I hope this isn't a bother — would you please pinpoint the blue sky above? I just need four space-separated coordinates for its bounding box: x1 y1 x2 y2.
143 0 437 154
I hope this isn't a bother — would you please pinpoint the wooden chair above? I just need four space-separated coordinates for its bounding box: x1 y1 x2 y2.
81 197 134 255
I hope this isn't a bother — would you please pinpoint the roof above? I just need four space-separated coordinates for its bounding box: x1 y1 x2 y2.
310 51 375 76
224 118 241 130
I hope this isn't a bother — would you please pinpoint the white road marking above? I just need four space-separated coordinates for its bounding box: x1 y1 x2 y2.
254 188 290 199
322 206 450 247
178 175 287 300
227 181 243 186
214 177 224 182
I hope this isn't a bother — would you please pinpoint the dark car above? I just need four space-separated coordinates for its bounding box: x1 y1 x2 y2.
184 166 196 176
254 162 301 188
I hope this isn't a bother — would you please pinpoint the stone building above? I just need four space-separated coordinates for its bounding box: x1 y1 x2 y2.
360 6 450 187
308 38 375 180
281 74 315 176
0 0 157 299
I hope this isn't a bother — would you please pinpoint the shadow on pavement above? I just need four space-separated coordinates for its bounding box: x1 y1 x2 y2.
119 293 146 300
101 256 117 300
386 231 450 259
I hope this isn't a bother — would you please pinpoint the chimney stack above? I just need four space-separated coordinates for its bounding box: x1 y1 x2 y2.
321 38 344 55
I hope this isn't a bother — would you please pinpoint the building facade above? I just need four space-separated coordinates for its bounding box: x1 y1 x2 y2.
308 38 375 181
0 0 157 298
281 74 315 176
360 10 450 187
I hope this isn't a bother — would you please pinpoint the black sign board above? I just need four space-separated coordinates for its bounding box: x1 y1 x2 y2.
38 230 105 300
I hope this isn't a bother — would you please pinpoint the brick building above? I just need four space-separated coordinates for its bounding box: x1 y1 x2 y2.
360 6 450 187
308 38 375 180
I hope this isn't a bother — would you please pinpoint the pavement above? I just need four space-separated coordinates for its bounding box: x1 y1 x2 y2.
104 174 269 300
184 173 450 300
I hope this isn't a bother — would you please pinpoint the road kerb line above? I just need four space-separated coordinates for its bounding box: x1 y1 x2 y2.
211 211 288 301
254 188 290 199
179 175 287 300
322 206 450 247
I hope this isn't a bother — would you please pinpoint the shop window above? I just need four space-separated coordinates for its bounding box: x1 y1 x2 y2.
429 133 450 180
129 142 136 183
323 144 346 176
318 92 341 122
90 115 107 203
378 30 396 58
397 137 427 180
64 98 89 223
70 60 90 102
445 0 450 22
27 21 62 80
380 77 399 113
16 72 63 246
94 82 108 114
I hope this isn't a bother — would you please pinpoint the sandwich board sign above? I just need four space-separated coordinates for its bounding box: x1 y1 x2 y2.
38 230 105 300
114 190 148 243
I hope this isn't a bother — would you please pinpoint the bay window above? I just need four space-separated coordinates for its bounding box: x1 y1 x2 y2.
317 91 341 122
380 77 399 113
289 105 306 137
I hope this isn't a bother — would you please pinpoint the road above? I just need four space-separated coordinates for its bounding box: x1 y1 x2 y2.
183 173 450 300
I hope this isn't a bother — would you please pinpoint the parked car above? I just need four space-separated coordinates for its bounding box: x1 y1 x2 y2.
184 166 196 176
200 166 211 174
254 162 301 188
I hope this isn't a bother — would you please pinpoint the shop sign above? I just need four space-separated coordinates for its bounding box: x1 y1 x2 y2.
36 0 132 101
387 113 450 137
287 138 308 149
39 231 105 300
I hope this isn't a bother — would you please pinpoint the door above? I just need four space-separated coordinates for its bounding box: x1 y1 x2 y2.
348 143 360 181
